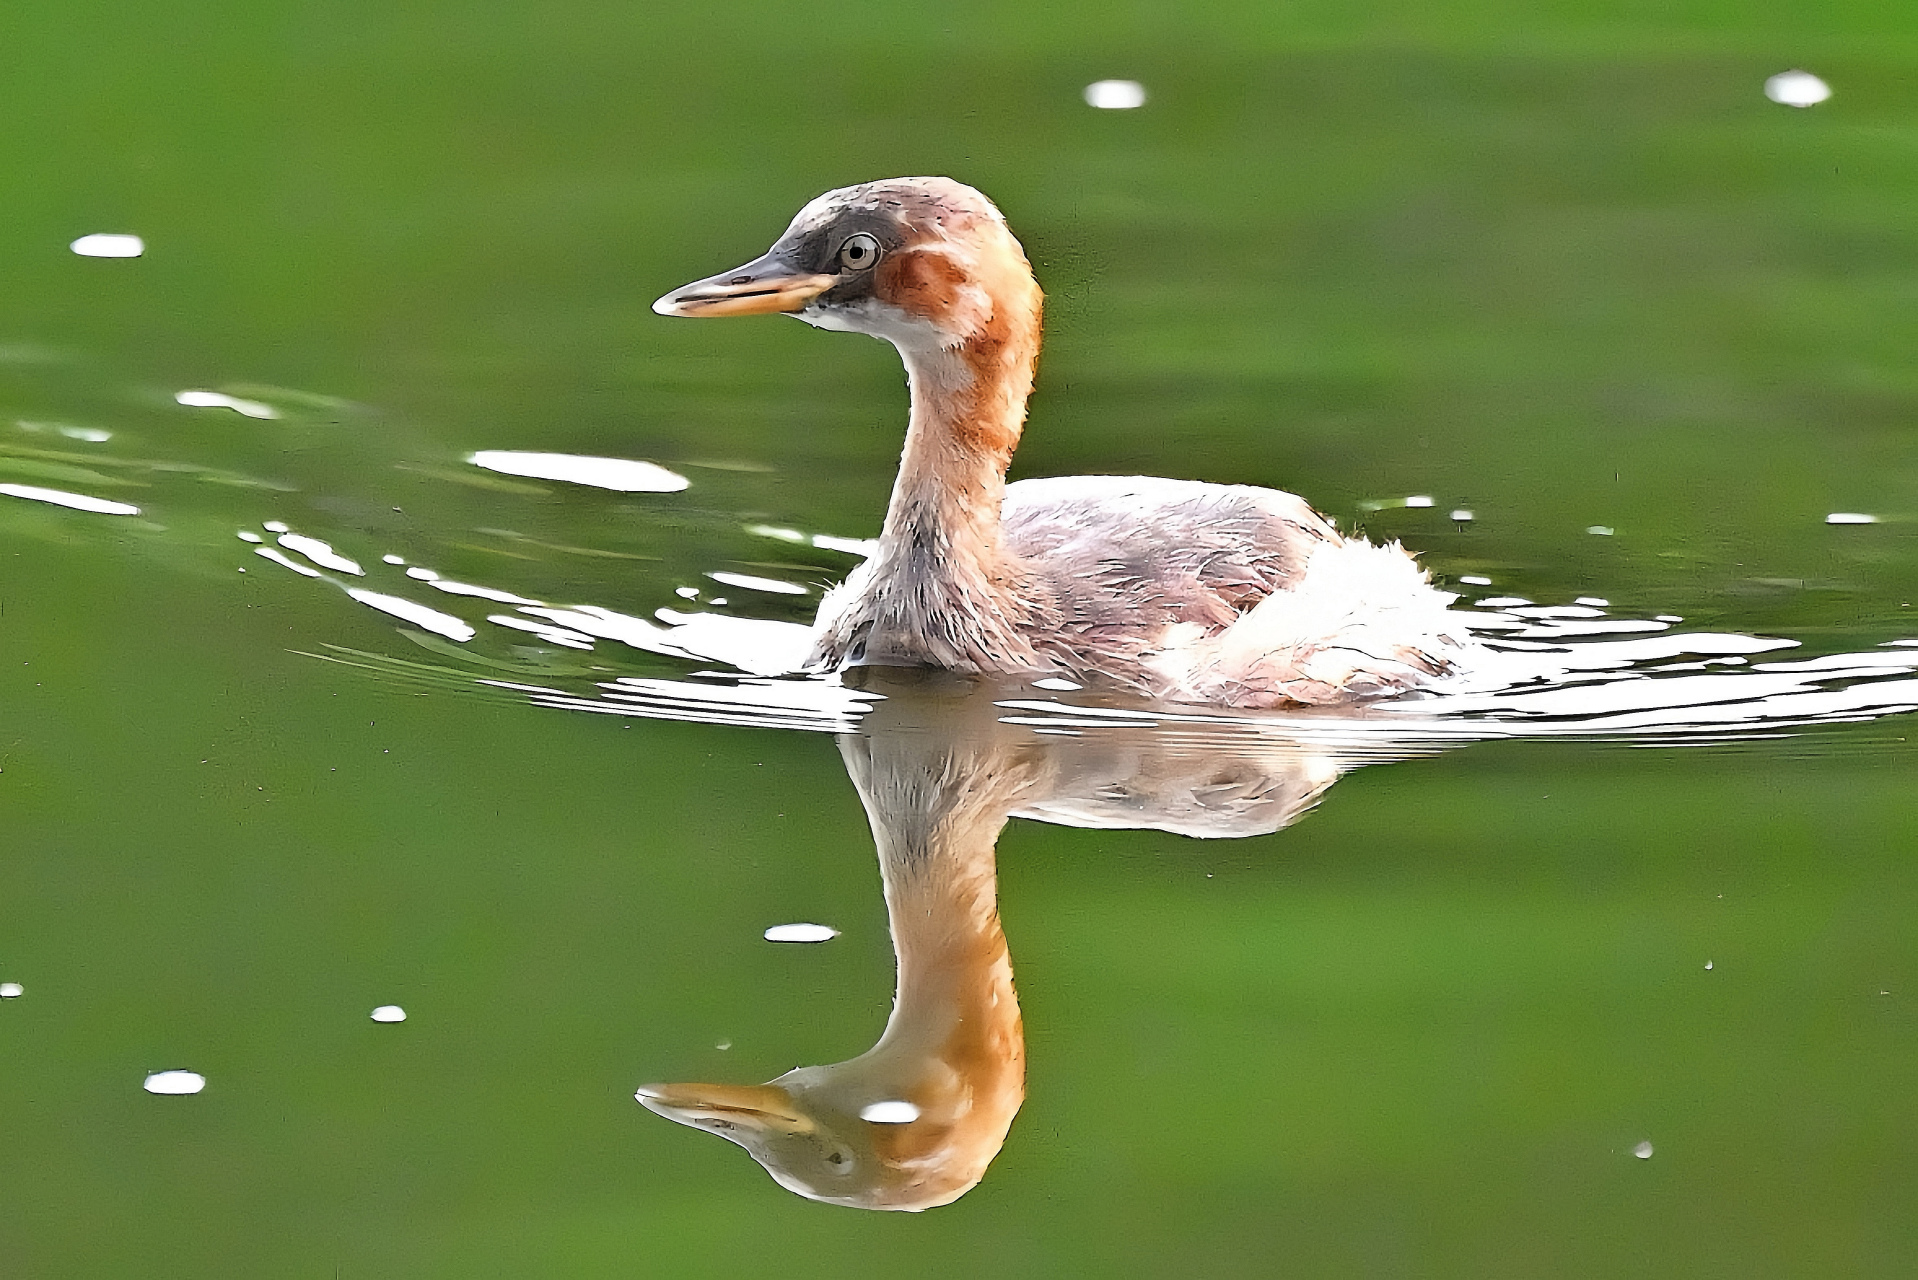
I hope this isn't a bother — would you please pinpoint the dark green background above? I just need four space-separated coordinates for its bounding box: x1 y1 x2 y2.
2 0 1916 1274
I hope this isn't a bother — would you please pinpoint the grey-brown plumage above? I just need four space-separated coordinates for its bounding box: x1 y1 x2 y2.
655 177 1471 706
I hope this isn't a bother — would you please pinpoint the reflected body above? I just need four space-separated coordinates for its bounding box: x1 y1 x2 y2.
655 178 1469 707
636 673 1369 1209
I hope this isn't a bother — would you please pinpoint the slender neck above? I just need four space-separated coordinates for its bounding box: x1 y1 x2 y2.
807 260 1047 675
876 283 1042 568
877 350 1017 568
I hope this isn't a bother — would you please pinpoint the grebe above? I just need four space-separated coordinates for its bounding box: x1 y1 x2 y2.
654 177 1468 706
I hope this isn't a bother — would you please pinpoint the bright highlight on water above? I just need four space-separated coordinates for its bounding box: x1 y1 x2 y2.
467 450 690 492
176 389 280 419
0 483 141 516
1083 79 1147 109
345 588 476 641
707 571 808 596
1764 70 1831 107
143 1070 206 1095
70 233 144 258
277 533 364 575
764 923 840 943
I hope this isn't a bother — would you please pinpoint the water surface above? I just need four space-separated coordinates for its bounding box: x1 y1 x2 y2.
3 1 1918 1274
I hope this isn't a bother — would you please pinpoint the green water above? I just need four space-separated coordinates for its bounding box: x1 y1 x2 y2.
4 0 1918 1274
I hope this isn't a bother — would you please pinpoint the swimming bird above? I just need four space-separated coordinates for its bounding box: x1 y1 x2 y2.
654 177 1468 706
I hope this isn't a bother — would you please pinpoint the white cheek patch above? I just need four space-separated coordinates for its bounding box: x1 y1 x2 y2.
800 297 953 352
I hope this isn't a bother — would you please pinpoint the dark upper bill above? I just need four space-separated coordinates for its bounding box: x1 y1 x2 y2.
652 251 837 318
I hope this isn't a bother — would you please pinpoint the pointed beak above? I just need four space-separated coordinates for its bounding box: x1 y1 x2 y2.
652 251 838 318
634 1081 817 1134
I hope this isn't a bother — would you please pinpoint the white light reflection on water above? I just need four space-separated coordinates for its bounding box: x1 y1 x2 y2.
1765 70 1831 108
0 982 22 998
487 613 596 649
370 1005 406 1023
289 567 1918 752
0 483 140 516
749 523 877 558
142 1070 205 1095
277 534 364 576
345 589 475 641
176 390 280 419
458 670 879 734
227 511 1918 754
707 571 808 596
70 233 144 258
414 574 542 606
764 923 840 943
1083 80 1147 109
467 451 689 493
255 546 323 578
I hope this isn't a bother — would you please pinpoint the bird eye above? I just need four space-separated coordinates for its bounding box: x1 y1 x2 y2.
838 232 880 271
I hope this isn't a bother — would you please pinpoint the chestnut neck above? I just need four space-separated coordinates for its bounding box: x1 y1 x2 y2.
876 308 1041 586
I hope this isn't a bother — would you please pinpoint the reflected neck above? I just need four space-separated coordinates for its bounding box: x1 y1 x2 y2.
867 806 1020 1083
837 732 1029 1128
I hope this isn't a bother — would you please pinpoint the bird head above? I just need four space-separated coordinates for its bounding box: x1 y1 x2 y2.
652 176 1041 357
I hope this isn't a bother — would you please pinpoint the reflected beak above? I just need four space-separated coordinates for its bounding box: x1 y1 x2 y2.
635 1081 817 1134
652 252 837 318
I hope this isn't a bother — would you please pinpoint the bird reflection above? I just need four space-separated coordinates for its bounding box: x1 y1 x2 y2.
636 671 1406 1210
